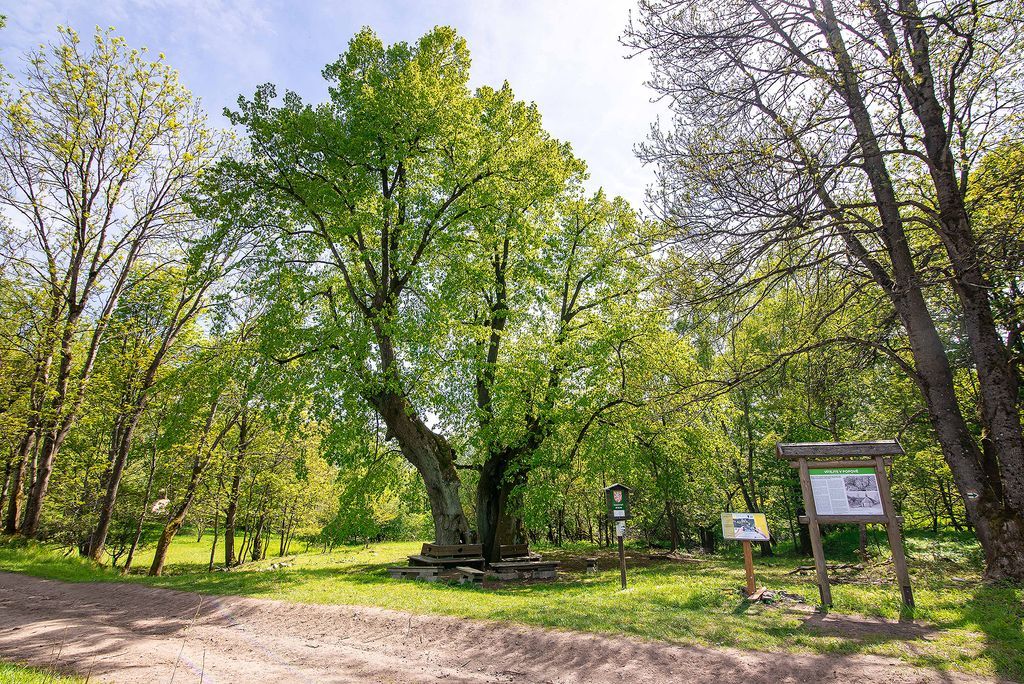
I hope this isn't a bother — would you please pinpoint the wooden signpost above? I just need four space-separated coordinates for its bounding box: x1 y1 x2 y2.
605 483 631 590
721 512 770 596
777 440 914 612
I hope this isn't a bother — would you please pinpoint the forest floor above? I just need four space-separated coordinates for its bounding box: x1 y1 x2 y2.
0 531 1021 682
0 570 1013 684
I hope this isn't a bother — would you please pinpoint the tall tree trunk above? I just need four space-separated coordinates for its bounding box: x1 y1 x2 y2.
20 423 72 536
250 511 266 562
223 411 250 567
369 390 469 544
148 397 232 576
815 0 1024 578
882 0 1024 578
476 448 528 562
149 452 207 576
208 507 220 572
21 303 105 537
3 431 32 534
698 525 717 554
0 459 10 519
148 500 192 577
223 474 242 565
236 473 258 564
88 407 145 561
207 461 227 572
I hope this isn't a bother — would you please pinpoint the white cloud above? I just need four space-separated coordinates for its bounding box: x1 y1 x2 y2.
0 0 662 206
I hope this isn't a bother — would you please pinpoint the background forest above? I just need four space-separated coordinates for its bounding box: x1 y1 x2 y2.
1 0 1021 581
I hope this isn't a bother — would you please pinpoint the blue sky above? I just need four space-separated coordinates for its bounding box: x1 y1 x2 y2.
2 1 661 207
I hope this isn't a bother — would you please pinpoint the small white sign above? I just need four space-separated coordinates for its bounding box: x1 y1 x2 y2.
615 521 626 537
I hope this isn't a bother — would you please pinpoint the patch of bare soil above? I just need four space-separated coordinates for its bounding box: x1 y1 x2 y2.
0 572 1004 684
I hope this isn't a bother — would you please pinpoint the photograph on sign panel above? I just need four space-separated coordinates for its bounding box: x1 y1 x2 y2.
843 474 882 513
723 512 770 541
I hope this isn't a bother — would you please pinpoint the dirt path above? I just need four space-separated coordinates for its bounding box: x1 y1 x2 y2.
0 571 1002 683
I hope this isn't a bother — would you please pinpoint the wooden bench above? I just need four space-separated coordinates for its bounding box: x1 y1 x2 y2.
497 543 542 562
408 543 486 570
387 565 440 582
489 560 559 581
454 566 485 585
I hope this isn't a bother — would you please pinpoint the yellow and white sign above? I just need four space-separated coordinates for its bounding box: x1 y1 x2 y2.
721 512 770 542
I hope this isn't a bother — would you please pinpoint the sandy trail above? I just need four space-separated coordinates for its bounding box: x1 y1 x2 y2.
0 571 1001 683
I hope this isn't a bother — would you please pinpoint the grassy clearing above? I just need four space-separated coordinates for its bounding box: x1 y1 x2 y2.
0 530 1020 681
0 661 83 683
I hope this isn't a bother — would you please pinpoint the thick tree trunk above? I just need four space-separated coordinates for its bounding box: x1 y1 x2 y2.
816 0 1024 579
3 432 32 534
476 447 528 562
882 1 1024 517
370 390 469 544
20 425 71 537
21 305 100 538
896 7 1024 575
797 513 812 556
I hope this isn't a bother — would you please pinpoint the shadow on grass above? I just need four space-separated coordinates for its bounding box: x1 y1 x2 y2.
959 583 1024 681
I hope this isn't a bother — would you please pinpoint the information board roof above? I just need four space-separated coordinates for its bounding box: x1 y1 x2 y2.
775 440 904 459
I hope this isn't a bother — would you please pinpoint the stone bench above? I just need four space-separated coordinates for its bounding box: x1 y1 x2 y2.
488 560 559 581
454 566 485 585
387 565 440 582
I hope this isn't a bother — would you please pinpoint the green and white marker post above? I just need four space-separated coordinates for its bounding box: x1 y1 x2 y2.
605 483 631 590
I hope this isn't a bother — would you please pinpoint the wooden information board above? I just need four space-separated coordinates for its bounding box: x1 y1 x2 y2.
777 440 913 611
721 512 770 595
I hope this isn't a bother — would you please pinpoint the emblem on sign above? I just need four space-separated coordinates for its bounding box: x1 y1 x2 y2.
613 491 622 503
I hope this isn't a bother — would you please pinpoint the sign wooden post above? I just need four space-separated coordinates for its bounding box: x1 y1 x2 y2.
617 526 627 589
797 457 831 607
742 540 756 595
721 512 769 596
605 484 631 590
778 440 914 613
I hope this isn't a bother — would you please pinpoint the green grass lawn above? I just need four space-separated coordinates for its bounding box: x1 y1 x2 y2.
0 661 82 683
0 530 1020 681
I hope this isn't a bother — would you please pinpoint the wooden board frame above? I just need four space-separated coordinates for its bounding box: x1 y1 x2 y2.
778 440 914 612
